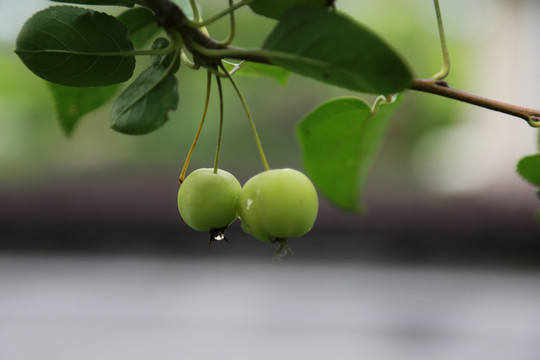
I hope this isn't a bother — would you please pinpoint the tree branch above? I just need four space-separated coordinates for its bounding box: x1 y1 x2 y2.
202 49 540 128
411 79 540 127
143 0 540 128
144 0 184 28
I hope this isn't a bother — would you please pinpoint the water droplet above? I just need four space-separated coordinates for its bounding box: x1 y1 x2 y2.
213 231 225 241
208 227 230 249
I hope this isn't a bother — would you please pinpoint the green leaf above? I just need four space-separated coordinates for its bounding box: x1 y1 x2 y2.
245 63 290 84
15 6 135 87
47 82 118 136
517 154 540 187
111 64 178 135
111 39 179 135
249 0 330 20
117 7 161 48
150 38 179 71
262 6 412 94
297 95 402 212
224 62 290 85
50 0 135 6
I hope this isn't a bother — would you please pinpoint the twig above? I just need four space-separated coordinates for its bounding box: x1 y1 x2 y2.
411 79 540 127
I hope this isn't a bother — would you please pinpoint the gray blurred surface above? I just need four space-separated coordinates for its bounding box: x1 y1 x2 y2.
1 254 540 360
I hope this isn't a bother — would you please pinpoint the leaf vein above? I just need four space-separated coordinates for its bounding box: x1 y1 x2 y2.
53 17 96 52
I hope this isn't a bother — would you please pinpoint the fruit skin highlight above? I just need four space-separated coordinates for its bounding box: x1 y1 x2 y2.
177 168 242 232
238 168 318 242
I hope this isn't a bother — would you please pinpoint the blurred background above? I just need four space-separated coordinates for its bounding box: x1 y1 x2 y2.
1 0 540 359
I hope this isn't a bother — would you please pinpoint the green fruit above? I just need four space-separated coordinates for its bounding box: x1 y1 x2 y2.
238 168 318 242
177 168 241 232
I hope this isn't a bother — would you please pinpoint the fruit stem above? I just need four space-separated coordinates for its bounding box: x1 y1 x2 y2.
273 238 293 259
179 70 212 183
220 63 270 171
431 0 450 81
213 74 225 174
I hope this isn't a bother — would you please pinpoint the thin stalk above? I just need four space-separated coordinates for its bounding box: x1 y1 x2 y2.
213 74 225 173
189 0 211 37
206 66 229 78
188 0 200 21
371 94 395 114
181 50 200 69
220 63 270 171
432 0 450 81
186 42 311 66
179 70 213 183
183 0 253 28
218 0 236 47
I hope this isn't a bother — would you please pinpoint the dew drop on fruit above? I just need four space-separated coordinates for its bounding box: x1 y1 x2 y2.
208 228 231 249
209 227 228 242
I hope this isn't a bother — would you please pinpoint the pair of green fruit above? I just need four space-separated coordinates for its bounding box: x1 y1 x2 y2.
177 168 318 244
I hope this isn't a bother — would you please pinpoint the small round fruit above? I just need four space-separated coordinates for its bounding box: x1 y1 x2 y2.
238 168 318 242
177 168 241 232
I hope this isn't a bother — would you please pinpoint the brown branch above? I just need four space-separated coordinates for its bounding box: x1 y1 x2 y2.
143 0 540 127
411 79 540 126
144 0 185 28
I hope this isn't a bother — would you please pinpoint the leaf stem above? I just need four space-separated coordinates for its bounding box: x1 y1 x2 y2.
183 0 253 28
116 35 182 118
206 66 229 78
179 70 213 183
180 50 200 69
220 63 270 171
213 74 225 173
371 94 395 114
188 0 200 21
218 0 236 47
411 79 540 128
186 43 335 70
187 42 261 62
431 0 450 81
